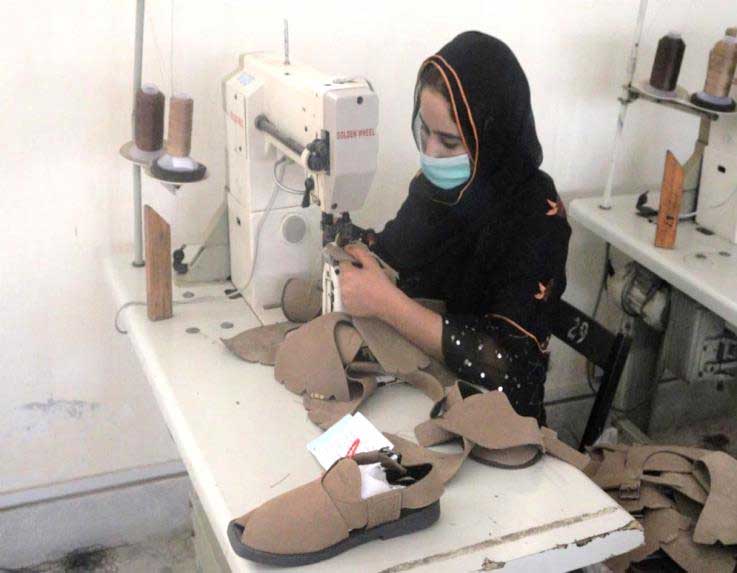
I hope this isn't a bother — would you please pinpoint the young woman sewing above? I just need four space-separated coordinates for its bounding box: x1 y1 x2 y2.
339 31 570 424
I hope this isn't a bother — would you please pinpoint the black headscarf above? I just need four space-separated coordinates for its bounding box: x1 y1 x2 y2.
374 31 544 273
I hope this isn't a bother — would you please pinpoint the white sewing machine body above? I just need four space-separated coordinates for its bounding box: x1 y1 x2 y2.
222 52 378 320
697 112 737 244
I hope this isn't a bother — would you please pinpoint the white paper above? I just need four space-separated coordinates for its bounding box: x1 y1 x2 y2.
306 413 393 471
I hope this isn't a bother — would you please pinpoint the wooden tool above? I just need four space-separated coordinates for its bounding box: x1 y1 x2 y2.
144 205 173 320
655 151 684 249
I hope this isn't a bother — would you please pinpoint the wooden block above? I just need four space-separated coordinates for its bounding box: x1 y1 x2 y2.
144 205 173 321
655 151 685 249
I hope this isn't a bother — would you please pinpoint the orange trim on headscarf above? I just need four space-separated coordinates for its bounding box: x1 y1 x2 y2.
417 58 477 206
432 54 480 170
486 313 550 354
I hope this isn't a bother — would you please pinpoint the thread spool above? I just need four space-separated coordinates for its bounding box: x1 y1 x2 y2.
649 32 685 94
727 27 737 38
134 84 165 151
166 93 194 157
150 92 206 184
691 36 737 112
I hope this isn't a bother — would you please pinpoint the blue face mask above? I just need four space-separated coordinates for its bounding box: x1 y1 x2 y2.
420 152 471 190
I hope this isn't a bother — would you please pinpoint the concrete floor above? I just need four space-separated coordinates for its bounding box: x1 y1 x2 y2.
19 530 196 573
651 412 737 457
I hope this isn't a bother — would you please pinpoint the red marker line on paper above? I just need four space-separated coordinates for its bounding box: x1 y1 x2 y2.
346 438 360 458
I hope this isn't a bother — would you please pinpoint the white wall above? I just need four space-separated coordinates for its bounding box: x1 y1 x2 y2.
1 0 734 537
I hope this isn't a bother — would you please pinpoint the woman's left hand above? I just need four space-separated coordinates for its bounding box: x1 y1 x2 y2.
338 245 401 319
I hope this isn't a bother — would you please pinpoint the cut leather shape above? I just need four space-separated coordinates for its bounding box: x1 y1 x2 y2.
590 444 706 497
605 508 689 573
352 316 430 374
228 448 444 566
274 312 354 401
324 242 399 284
693 451 737 545
641 472 708 504
662 526 737 573
609 483 674 514
540 427 591 471
673 490 703 522
222 321 300 366
415 382 546 470
281 278 322 323
424 357 458 388
335 323 364 364
302 363 383 430
399 369 446 403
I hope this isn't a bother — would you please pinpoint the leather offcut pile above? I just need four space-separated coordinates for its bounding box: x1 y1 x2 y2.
589 443 737 572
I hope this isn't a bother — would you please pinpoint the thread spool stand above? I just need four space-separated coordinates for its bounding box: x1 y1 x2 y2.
601 0 736 210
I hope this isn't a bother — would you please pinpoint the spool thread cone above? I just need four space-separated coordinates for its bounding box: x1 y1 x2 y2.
134 85 165 152
703 37 737 98
166 94 194 157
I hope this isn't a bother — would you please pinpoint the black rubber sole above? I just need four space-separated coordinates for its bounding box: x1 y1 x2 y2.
470 448 543 470
228 501 440 567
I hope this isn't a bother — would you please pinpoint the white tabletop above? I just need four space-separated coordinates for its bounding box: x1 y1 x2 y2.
106 253 642 572
571 195 737 329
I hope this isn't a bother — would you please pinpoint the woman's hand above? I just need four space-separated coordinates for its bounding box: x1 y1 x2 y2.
338 245 401 319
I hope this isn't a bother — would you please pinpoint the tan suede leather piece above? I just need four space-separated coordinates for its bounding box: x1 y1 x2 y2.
303 376 378 430
641 472 708 504
693 451 737 545
222 321 300 366
352 316 430 374
434 390 543 452
274 313 354 401
540 427 591 471
281 278 322 323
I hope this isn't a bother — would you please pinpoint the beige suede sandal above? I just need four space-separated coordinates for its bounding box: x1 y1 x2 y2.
415 381 590 474
228 447 444 567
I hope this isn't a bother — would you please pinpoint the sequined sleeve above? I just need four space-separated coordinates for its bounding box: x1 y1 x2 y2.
441 314 549 422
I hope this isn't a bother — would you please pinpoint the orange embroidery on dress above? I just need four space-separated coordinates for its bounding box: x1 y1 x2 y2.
546 197 567 218
534 279 555 302
534 282 549 301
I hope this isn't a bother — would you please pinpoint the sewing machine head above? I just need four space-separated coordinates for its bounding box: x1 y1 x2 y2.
223 52 378 320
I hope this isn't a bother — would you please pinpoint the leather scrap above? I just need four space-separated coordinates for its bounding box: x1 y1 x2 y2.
222 321 300 366
352 316 430 375
302 362 383 430
274 312 354 401
693 451 737 545
281 277 322 323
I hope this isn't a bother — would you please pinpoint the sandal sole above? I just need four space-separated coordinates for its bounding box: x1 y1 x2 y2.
228 500 440 566
470 448 543 469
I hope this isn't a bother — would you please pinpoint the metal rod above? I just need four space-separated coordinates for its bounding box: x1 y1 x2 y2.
132 0 146 267
600 0 649 210
283 19 290 65
255 114 305 156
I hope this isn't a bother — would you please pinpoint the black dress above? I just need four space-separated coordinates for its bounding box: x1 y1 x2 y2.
371 32 571 424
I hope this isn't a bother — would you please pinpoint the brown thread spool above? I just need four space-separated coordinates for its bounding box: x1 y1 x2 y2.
134 84 165 151
166 93 194 157
649 33 685 93
703 36 737 98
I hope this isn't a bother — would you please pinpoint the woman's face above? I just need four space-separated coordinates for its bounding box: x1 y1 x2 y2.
417 87 465 158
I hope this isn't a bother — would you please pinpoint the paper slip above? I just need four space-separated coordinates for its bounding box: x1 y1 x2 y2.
307 412 393 470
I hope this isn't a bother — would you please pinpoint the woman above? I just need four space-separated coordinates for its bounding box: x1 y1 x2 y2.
340 31 570 424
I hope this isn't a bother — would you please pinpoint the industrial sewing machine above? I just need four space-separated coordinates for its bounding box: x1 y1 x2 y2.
175 51 378 323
